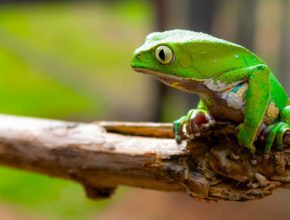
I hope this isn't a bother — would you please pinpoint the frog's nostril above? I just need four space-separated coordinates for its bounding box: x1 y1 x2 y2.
137 53 141 58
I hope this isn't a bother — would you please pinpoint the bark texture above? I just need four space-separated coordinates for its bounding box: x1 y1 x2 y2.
0 114 288 201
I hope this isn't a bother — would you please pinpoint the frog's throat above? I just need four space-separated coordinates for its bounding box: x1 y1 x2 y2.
132 67 209 94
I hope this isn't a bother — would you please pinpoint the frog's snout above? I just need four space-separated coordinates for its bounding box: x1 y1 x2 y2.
133 52 142 60
131 52 142 68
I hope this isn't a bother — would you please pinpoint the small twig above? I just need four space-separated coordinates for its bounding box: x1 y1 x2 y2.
97 121 290 146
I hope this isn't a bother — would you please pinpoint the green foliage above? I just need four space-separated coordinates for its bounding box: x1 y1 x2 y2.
0 1 151 219
0 47 90 118
0 167 109 220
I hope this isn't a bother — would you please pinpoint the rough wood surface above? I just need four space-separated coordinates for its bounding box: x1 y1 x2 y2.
0 114 288 201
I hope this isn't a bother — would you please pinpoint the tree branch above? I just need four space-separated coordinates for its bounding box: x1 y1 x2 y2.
0 114 288 201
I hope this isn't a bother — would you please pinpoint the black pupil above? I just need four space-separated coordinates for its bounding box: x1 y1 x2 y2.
159 49 165 61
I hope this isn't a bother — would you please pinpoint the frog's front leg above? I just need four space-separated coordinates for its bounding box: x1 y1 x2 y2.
173 100 214 143
215 64 271 153
237 66 271 153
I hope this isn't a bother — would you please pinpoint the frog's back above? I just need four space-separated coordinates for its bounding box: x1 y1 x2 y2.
147 29 243 47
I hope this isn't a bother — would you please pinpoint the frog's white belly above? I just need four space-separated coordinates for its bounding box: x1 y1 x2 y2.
221 83 248 112
219 82 279 124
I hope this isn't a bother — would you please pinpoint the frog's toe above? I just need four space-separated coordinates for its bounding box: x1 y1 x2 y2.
187 117 200 134
173 116 187 143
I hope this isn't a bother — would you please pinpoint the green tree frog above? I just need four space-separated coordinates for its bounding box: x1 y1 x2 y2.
131 29 289 154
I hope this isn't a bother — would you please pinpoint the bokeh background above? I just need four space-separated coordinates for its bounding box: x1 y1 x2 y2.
0 0 289 219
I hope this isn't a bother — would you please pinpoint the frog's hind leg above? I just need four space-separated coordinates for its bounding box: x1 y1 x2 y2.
276 123 289 150
265 106 290 153
280 106 290 124
265 122 289 153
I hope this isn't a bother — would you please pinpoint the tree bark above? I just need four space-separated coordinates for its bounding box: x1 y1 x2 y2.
0 114 288 201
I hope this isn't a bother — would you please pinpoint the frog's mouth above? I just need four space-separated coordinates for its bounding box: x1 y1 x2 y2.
132 67 208 93
132 67 188 81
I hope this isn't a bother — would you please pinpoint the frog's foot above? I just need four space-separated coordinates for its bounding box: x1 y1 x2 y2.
173 109 214 143
264 122 290 154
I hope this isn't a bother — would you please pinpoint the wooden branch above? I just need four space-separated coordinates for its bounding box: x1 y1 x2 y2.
0 114 288 202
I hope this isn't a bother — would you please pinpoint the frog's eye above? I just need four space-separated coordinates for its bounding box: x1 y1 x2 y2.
155 46 174 64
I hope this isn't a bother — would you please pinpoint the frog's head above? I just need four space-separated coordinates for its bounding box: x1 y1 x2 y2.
131 29 256 91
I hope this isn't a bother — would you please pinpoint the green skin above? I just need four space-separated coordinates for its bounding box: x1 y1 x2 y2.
131 29 290 154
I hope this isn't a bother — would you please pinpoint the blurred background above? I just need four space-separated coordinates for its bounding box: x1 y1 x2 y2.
0 0 289 219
